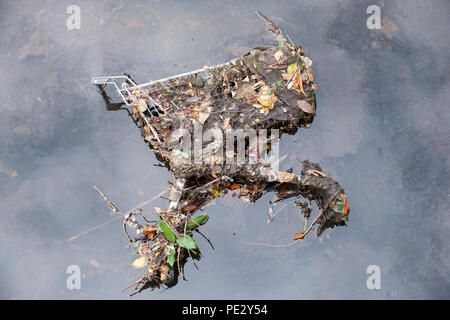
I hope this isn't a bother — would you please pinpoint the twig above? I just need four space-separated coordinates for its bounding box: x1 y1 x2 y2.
254 11 288 43
68 216 121 241
246 241 297 248
130 190 167 214
302 209 324 238
177 246 182 277
68 189 166 242
121 280 140 292
93 186 123 216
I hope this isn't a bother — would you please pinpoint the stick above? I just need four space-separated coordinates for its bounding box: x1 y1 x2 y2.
68 189 166 241
68 216 121 241
121 280 140 292
246 241 297 248
302 209 324 238
177 247 182 277
93 186 123 216
254 11 286 42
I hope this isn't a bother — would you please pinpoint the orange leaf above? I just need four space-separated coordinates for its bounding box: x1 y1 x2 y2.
143 225 157 240
341 193 350 214
211 154 217 167
294 71 306 96
293 233 305 240
307 68 314 82
229 183 240 191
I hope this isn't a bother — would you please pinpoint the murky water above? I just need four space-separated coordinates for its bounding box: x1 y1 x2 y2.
1 0 449 299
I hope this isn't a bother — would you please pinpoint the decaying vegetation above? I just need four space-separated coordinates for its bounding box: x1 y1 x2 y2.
92 11 350 294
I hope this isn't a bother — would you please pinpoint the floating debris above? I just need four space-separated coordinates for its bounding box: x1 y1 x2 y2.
92 11 349 294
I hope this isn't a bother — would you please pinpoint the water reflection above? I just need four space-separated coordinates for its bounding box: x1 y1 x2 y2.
0 0 448 299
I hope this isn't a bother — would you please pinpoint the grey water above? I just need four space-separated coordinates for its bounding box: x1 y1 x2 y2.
0 0 449 299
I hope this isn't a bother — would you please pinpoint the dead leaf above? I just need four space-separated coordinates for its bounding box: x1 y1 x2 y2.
274 50 283 63
311 83 319 90
277 171 295 182
211 153 217 166
306 169 327 177
223 118 232 130
143 225 157 240
341 193 350 214
297 100 315 114
293 232 305 240
198 106 212 124
229 183 240 191
239 187 250 196
307 68 314 82
294 70 306 96
136 99 148 112
182 204 199 214
132 257 148 268
282 72 293 81
233 82 254 101
138 244 151 256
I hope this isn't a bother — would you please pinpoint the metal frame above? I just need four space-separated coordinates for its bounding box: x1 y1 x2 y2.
91 62 231 144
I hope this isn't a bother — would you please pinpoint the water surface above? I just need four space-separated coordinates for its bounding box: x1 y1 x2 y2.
0 0 449 299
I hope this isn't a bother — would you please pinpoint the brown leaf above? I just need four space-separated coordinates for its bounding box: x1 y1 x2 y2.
198 104 212 124
297 100 315 114
282 73 293 81
234 82 256 101
223 117 232 130
143 225 157 241
182 204 199 214
138 244 151 256
211 153 217 167
307 68 314 82
292 70 306 96
306 169 327 177
274 50 283 63
277 171 295 183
